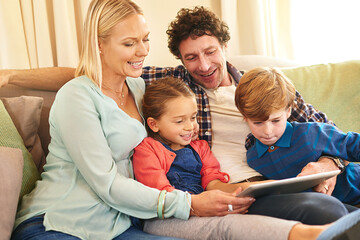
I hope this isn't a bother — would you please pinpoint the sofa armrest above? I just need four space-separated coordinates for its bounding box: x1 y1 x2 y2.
0 146 24 240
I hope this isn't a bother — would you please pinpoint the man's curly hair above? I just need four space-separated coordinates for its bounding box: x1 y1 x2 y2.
167 6 230 59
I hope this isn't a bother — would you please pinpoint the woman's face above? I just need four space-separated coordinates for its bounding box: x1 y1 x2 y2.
99 14 150 79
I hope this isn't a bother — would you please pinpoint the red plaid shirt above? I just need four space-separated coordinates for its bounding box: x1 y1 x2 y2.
141 62 333 149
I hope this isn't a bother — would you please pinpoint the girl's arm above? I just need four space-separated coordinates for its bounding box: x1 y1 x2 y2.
132 138 175 192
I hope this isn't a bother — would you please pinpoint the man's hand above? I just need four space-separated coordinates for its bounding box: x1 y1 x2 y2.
297 157 339 195
0 69 12 88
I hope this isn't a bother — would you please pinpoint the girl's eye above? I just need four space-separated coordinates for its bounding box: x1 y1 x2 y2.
176 120 183 124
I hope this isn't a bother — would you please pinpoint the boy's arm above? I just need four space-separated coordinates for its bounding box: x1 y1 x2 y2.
0 67 75 91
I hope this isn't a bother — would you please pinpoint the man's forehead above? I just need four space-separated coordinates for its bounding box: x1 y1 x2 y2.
179 35 222 54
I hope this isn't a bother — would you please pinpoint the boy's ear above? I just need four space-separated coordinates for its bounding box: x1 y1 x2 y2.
147 117 159 132
286 107 292 118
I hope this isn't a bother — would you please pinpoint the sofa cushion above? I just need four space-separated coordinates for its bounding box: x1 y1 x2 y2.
0 100 40 203
281 60 360 133
1 96 46 172
0 146 23 240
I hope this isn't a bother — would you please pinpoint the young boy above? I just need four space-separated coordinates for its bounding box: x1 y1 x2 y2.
234 67 360 205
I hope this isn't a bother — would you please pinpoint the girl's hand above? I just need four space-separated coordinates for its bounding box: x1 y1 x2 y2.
190 188 255 217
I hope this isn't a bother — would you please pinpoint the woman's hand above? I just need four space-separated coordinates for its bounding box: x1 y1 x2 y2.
190 187 255 217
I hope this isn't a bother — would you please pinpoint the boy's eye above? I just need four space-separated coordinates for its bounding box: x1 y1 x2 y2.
272 120 280 123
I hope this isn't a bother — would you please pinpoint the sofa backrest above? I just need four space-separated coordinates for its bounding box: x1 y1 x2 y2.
0 85 56 157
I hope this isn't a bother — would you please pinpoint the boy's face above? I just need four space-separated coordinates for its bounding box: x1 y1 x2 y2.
246 108 291 146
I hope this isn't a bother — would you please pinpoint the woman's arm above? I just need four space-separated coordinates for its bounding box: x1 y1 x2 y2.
0 67 75 90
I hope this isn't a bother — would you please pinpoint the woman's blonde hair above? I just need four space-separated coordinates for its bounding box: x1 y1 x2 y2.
235 67 296 121
75 0 143 87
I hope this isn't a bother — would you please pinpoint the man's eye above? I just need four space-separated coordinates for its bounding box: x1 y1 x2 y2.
185 56 196 61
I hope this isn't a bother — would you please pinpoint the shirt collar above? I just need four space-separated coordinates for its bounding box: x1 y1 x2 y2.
255 121 294 157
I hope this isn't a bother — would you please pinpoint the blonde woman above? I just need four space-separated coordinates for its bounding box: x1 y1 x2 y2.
11 0 252 239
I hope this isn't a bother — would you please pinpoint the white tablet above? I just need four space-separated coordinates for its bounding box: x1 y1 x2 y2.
237 170 340 198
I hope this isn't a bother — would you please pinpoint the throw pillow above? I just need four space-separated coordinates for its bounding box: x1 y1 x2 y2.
282 60 360 133
1 96 46 172
0 146 23 239
0 100 40 203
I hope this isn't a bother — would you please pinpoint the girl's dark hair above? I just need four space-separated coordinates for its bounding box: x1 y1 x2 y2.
142 77 195 141
167 6 230 59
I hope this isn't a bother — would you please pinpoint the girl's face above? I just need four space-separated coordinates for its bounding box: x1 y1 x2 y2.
246 107 291 146
99 14 150 80
148 96 198 150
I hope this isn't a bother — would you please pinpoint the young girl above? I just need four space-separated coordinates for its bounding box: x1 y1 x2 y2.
132 77 360 240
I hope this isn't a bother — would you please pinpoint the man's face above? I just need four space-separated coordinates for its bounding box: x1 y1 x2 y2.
178 35 231 89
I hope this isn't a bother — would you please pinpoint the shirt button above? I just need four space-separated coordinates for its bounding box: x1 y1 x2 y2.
203 108 208 112
205 131 210 136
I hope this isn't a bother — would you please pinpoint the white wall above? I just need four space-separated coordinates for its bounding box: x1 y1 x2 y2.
133 0 221 67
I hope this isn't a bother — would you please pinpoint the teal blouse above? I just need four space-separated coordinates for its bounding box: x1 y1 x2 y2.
15 76 189 239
